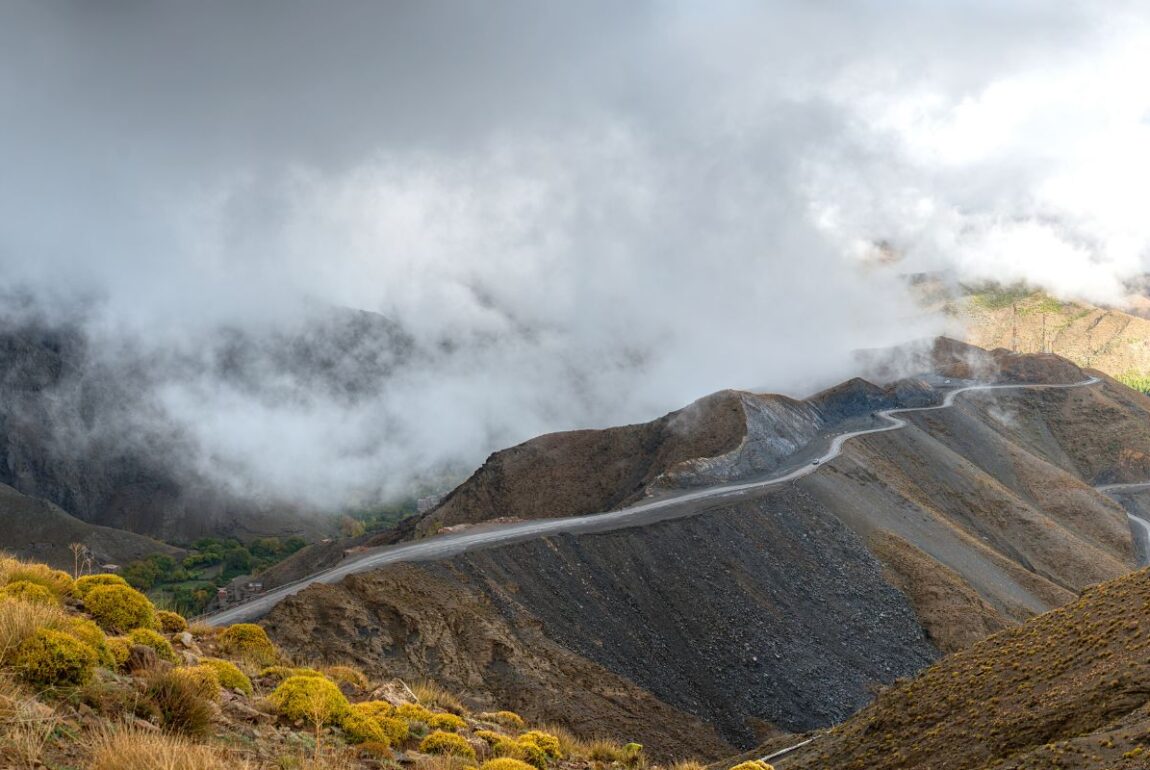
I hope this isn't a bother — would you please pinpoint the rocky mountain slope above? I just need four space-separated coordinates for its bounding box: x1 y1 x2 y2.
776 565 1150 770
253 341 1150 757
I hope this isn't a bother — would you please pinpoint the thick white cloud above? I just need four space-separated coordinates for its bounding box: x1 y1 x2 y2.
0 1 1146 505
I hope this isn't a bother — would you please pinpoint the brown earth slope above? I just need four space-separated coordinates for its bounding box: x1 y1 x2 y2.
780 566 1150 770
959 288 1150 379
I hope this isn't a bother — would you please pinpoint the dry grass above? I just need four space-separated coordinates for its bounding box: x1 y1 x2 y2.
0 597 69 663
0 673 61 767
411 753 479 770
410 679 465 714
86 726 255 770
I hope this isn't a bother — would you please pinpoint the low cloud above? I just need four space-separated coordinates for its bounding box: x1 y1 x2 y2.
0 2 1145 506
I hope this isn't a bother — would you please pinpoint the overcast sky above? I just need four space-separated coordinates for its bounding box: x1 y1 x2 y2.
2 1 1148 505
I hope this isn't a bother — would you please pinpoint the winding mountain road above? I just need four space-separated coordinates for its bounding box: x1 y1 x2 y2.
204 376 1102 626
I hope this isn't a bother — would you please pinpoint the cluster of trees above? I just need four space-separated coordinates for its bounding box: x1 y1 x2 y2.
118 536 309 615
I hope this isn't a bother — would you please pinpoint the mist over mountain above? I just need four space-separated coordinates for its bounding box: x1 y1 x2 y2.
3 2 1150 509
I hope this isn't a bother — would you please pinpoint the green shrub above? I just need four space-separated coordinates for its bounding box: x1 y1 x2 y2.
85 584 157 633
106 636 132 669
429 712 467 732
268 675 349 724
342 710 393 745
419 730 476 760
729 762 774 770
482 760 537 770
0 580 58 606
128 628 178 663
519 731 562 760
143 668 213 736
515 739 547 768
217 623 277 665
15 628 98 686
475 730 506 745
488 710 525 728
199 658 253 695
59 617 114 667
171 664 222 700
72 574 129 600
397 702 434 724
3 564 73 596
258 665 323 681
344 701 408 743
156 610 188 634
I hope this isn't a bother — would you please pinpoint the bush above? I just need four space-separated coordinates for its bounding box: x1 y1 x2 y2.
519 731 562 760
156 610 188 633
15 627 98 686
0 580 58 606
429 712 467 732
397 701 435 724
487 711 525 728
475 730 506 745
514 739 547 768
143 669 214 736
217 623 277 665
482 760 537 770
60 617 114 668
106 636 132 669
128 628 178 664
258 665 323 681
3 563 73 596
342 710 394 745
73 574 129 600
171 664 222 700
419 730 477 760
267 675 349 724
352 700 395 719
729 762 774 770
0 597 68 661
85 585 157 633
199 658 253 695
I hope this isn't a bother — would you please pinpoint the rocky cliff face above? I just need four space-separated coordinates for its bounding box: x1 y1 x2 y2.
261 345 1149 757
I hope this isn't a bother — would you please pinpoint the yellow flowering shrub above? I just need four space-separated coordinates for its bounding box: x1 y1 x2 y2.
156 610 188 633
72 574 129 600
218 623 277 665
15 628 98 686
200 657 253 695
0 580 58 605
128 628 178 663
268 675 349 724
419 730 476 760
84 585 157 633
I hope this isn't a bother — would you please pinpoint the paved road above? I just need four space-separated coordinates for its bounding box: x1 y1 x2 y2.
204 376 1102 626
1095 482 1150 566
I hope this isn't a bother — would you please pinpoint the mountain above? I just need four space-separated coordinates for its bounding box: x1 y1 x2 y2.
251 340 1150 756
775 564 1150 770
0 307 418 542
0 483 180 570
954 285 1150 387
